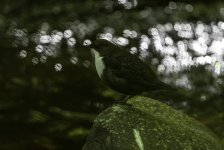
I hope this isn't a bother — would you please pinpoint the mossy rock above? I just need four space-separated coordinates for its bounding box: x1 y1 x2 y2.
83 96 221 150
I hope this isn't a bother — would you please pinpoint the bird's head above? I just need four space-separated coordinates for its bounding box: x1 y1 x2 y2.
90 39 117 58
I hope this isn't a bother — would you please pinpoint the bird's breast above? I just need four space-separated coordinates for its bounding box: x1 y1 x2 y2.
95 56 105 79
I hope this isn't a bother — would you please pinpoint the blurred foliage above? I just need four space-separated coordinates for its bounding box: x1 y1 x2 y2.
0 0 224 149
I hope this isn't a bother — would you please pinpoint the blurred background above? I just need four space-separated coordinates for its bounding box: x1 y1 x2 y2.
0 0 224 149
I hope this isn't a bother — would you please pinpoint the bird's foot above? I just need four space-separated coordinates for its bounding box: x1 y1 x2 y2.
114 95 132 106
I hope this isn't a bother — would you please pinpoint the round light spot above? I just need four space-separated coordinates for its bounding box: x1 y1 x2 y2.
40 55 47 63
67 37 76 46
32 57 39 65
35 45 44 53
70 57 79 64
83 60 90 68
40 35 51 44
130 47 137 54
55 63 62 71
83 39 92 46
19 50 27 58
64 29 73 39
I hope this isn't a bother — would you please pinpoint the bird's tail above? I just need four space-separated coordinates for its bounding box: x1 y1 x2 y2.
142 81 176 99
143 81 192 105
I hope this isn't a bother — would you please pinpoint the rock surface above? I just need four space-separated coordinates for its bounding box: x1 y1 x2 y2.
83 96 221 150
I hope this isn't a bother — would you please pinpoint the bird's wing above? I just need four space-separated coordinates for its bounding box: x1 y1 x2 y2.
104 51 158 85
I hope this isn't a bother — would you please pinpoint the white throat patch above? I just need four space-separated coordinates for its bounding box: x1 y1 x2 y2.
91 48 105 79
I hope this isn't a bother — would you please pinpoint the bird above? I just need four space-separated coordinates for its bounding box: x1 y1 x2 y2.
90 39 174 96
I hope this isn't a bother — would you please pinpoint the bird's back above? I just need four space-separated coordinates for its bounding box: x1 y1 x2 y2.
102 45 161 94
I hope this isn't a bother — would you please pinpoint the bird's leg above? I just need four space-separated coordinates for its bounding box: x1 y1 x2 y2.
121 95 130 103
114 95 132 106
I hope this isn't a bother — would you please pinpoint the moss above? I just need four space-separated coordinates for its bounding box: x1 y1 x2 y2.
83 96 221 150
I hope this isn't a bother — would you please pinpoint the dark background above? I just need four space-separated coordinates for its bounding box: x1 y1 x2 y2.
0 0 224 149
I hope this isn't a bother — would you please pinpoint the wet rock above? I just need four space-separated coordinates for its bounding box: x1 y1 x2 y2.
83 96 221 150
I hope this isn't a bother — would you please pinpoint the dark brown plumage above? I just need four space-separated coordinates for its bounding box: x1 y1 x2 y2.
91 39 173 95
